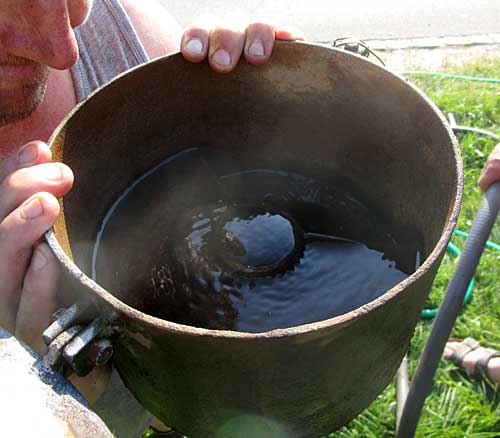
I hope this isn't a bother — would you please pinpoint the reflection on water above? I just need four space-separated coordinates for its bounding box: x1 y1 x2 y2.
93 148 410 332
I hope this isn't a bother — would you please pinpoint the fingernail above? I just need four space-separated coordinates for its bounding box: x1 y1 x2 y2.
248 40 265 57
32 246 48 271
185 38 204 55
18 143 38 165
212 49 231 67
45 165 63 181
21 197 43 220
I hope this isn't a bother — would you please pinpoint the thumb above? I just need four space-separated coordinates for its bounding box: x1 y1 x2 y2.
15 242 59 355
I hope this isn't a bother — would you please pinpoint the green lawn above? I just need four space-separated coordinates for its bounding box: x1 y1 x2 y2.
330 56 500 438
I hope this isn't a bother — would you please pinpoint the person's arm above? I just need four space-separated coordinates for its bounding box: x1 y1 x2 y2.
119 0 183 59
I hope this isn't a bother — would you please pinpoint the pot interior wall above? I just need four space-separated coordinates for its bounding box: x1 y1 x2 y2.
50 42 458 315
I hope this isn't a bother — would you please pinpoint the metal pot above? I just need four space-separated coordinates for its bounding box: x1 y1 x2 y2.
44 41 462 437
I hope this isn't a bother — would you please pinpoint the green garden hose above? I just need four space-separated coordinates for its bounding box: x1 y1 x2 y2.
420 230 500 319
402 71 500 83
405 70 500 318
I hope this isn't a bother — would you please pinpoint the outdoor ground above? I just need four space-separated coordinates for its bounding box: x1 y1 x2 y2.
330 50 500 438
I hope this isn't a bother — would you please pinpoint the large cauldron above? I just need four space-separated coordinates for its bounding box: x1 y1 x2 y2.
45 41 462 437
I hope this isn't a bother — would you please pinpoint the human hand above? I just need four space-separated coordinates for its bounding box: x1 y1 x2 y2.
0 141 73 353
180 17 305 73
0 143 111 403
478 143 500 191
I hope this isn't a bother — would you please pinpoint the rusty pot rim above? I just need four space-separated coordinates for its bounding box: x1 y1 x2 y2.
45 40 463 340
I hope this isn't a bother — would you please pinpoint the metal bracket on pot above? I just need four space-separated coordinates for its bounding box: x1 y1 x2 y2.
332 37 386 66
42 300 115 377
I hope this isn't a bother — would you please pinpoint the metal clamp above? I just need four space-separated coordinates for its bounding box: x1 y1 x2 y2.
42 300 115 377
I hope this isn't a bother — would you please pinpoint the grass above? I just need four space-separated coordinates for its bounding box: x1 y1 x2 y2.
329 56 500 438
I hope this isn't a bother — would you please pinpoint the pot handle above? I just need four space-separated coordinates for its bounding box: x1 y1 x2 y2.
332 37 385 66
42 299 116 377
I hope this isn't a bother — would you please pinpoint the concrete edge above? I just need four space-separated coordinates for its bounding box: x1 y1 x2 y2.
318 33 500 51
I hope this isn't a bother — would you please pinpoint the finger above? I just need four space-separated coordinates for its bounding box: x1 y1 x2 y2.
274 26 305 41
478 158 500 191
244 22 275 65
0 141 52 182
443 345 453 359
477 166 500 192
15 243 59 355
0 193 60 332
208 20 247 73
0 162 74 221
478 144 500 191
181 16 216 63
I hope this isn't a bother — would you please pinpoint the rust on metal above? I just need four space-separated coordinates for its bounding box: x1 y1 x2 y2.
87 338 114 367
62 315 114 376
43 301 89 346
42 324 84 372
44 41 463 437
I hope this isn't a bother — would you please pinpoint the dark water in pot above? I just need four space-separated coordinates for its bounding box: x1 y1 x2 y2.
93 148 411 332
